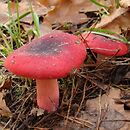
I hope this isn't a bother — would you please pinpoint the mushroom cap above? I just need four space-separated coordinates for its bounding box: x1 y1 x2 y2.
82 33 128 56
4 32 86 79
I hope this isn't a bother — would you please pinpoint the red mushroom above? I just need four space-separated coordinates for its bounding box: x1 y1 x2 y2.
4 32 86 112
81 32 128 56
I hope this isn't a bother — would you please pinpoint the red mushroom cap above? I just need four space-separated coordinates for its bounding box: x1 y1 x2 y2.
4 32 86 79
82 33 128 56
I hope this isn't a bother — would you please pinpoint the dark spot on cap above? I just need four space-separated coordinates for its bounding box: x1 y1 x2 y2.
27 37 68 55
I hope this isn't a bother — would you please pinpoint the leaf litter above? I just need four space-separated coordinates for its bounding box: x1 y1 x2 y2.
0 0 130 130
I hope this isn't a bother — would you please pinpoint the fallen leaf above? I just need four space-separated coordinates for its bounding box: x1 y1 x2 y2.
0 2 9 23
101 12 130 34
85 88 130 130
101 109 125 130
0 0 49 24
95 7 128 28
0 92 12 117
0 76 12 90
42 0 99 24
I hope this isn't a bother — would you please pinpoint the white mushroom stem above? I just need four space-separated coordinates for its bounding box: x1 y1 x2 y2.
36 79 59 112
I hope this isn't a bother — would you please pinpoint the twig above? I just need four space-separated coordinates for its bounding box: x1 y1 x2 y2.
2 118 11 130
103 119 130 122
64 79 74 126
74 80 87 117
95 48 120 69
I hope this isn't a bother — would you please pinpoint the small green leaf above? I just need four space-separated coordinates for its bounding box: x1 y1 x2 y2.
90 0 109 8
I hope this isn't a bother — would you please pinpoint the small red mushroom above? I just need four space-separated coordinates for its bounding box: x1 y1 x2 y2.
81 33 128 56
4 32 86 112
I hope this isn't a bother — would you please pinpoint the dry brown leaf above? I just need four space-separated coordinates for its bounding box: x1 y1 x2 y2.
95 6 130 34
0 1 30 24
37 0 117 25
95 7 128 28
0 2 9 23
86 88 130 130
100 12 130 34
0 92 12 117
0 77 12 90
0 0 32 23
0 1 130 37
0 0 49 24
0 1 52 36
42 0 99 24
94 1 130 34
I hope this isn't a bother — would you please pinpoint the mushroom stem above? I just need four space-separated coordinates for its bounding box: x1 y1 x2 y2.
36 79 59 112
